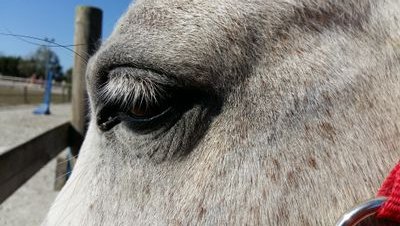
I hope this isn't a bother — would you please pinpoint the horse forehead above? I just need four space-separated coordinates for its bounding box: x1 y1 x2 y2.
117 0 261 32
91 0 267 94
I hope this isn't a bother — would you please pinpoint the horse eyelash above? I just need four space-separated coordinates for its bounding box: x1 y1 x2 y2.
98 75 170 111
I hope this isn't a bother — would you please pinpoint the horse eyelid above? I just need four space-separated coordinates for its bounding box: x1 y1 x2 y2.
97 114 121 132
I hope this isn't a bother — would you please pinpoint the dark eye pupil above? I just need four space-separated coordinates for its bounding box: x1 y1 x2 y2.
130 105 148 117
129 101 169 119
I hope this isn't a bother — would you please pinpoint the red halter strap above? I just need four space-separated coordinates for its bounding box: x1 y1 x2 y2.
377 162 400 222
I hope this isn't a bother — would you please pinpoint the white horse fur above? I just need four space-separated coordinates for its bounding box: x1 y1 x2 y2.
44 0 400 225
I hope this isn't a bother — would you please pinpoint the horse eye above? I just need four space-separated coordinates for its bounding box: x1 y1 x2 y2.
128 101 170 119
97 101 173 132
130 104 148 117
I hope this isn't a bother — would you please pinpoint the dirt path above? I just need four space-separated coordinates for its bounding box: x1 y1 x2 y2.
0 104 70 226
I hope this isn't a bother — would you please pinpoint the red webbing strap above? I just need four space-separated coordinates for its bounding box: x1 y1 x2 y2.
377 162 400 222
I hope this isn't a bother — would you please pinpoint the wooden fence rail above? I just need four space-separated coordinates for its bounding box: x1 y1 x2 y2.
0 122 71 203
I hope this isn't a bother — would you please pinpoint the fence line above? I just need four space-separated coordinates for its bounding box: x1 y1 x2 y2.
0 122 71 203
0 74 70 93
0 74 72 104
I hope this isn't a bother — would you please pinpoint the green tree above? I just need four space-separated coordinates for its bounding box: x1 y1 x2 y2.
0 56 21 76
17 58 37 77
64 67 73 83
0 42 64 79
30 45 63 78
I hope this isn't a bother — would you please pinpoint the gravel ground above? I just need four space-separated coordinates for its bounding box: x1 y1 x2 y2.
0 104 70 153
0 104 71 226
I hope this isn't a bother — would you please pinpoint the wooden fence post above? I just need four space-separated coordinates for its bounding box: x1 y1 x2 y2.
23 86 28 104
70 6 102 155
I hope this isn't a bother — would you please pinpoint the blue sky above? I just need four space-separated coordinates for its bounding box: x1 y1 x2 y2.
0 0 133 72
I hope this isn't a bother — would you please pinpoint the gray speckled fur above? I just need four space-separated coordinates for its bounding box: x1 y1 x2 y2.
44 0 400 225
